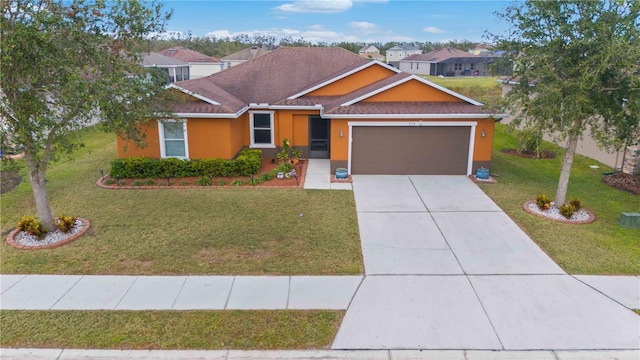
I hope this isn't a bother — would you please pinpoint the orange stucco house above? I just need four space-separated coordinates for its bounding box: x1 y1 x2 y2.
118 47 503 175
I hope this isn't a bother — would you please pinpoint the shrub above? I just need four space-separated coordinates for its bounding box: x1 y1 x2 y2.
180 181 191 186
118 180 126 186
144 179 155 186
560 203 576 219
109 149 262 179
55 214 77 233
132 180 143 186
536 194 551 210
260 172 274 182
17 215 47 238
231 179 243 186
248 176 260 186
517 128 544 157
196 176 212 186
217 179 226 186
569 198 582 211
103 179 116 185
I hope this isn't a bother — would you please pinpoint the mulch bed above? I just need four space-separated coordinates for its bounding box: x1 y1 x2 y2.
501 149 556 159
0 170 22 194
97 159 306 189
602 172 640 195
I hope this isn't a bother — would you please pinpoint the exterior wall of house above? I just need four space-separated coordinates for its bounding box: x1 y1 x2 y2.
363 79 462 102
117 121 161 158
439 62 490 77
398 61 430 75
189 63 223 79
188 118 235 159
306 65 396 97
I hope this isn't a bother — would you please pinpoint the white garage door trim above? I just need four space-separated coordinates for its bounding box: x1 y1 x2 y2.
347 121 477 175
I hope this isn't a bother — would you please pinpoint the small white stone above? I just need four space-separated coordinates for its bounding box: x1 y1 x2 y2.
14 220 83 247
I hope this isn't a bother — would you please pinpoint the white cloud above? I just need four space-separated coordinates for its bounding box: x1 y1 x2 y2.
205 30 232 38
274 0 353 14
423 26 446 34
350 21 376 31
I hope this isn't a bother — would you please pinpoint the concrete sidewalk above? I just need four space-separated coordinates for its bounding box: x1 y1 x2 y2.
0 275 362 310
2 348 640 360
303 159 352 190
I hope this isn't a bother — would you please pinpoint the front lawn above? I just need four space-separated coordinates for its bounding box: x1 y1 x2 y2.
480 123 640 275
0 310 342 349
0 127 363 275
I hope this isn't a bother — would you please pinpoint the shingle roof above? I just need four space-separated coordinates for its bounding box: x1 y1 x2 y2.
178 47 369 105
402 48 497 63
159 47 221 63
388 44 420 51
142 52 188 66
324 102 490 115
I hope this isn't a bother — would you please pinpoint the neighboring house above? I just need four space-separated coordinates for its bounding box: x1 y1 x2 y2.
220 46 271 69
386 45 422 67
358 45 385 61
159 47 223 78
469 43 490 55
118 47 502 175
499 76 636 171
399 48 497 76
142 52 191 83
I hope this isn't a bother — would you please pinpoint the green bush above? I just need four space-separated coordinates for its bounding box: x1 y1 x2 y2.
55 214 77 233
216 179 227 186
196 176 212 186
231 179 243 186
560 203 576 219
109 149 262 179
144 179 155 186
536 194 551 210
569 198 583 211
132 180 143 186
103 179 116 185
17 215 47 238
517 128 543 157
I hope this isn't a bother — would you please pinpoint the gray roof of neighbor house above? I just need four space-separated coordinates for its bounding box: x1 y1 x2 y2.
142 52 188 67
221 46 271 61
159 47 222 63
402 48 498 64
388 44 420 51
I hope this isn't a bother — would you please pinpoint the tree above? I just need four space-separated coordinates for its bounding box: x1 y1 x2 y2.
0 0 174 231
491 0 640 206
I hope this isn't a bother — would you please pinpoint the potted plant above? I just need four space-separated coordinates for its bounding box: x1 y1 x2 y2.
475 167 490 179
335 167 348 179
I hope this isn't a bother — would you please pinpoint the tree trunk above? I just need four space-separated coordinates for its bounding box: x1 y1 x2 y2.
27 161 56 232
555 131 580 208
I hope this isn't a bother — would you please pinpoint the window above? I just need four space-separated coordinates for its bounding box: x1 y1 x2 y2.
250 112 274 147
454 63 462 71
470 63 475 70
159 120 188 159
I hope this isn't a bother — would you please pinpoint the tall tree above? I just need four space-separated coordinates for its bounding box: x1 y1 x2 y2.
492 0 640 206
0 0 174 231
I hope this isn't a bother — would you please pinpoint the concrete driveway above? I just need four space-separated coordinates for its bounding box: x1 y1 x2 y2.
333 175 640 350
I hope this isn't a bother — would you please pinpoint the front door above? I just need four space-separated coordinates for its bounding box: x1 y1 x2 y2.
309 116 330 158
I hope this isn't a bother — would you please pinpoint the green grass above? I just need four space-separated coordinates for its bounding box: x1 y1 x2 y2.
0 127 363 275
0 310 342 349
480 123 640 275
425 76 503 105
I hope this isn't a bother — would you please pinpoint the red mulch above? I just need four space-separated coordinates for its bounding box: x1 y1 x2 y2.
501 149 556 159
100 159 305 189
602 172 640 195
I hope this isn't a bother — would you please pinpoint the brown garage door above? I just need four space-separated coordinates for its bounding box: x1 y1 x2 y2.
351 126 471 175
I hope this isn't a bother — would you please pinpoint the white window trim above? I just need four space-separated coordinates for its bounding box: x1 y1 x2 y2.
249 111 275 148
158 119 189 159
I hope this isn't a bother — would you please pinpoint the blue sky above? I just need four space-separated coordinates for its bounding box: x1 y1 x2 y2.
159 0 513 44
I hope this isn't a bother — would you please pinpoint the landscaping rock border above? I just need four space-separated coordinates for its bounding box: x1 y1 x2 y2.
6 218 91 250
522 201 596 224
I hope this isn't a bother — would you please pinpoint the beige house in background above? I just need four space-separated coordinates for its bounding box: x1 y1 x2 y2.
399 48 496 77
221 46 270 69
358 45 385 61
159 47 224 78
386 44 422 67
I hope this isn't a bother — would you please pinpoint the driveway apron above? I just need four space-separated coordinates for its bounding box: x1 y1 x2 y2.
333 175 640 350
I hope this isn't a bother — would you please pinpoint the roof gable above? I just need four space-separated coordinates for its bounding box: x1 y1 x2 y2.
292 61 399 98
341 75 483 106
